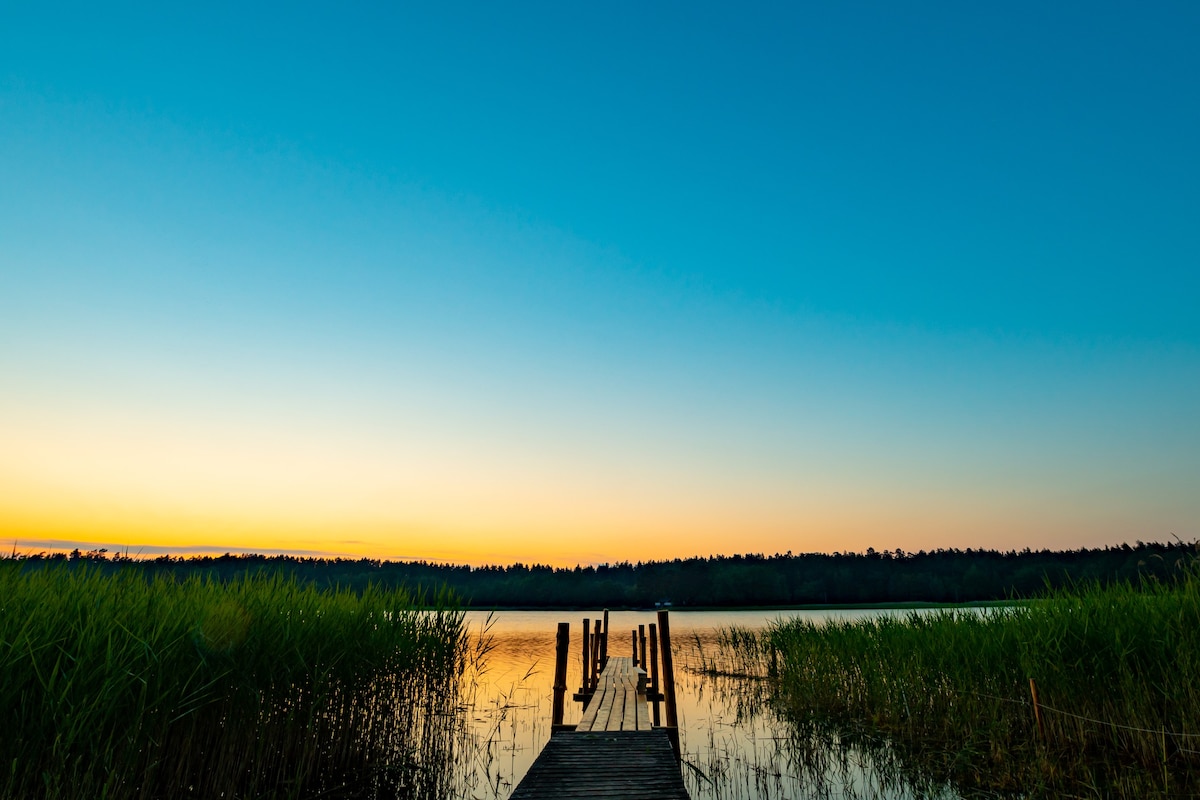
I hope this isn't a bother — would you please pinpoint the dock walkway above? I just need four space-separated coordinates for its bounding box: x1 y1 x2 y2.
509 729 687 800
576 656 651 731
509 611 691 800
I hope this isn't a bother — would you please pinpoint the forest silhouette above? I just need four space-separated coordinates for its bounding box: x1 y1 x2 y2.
11 540 1191 608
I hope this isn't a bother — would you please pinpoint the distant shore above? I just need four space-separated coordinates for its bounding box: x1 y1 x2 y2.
461 598 1023 612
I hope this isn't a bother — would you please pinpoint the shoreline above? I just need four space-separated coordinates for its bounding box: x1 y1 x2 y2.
457 599 1023 612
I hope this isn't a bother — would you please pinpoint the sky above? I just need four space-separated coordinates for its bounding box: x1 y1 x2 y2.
2 2 1198 566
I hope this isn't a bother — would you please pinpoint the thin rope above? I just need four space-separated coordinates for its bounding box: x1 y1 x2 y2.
944 685 1200 740
1037 701 1200 740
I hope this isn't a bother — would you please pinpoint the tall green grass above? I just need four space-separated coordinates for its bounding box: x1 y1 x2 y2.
718 567 1200 796
0 561 469 799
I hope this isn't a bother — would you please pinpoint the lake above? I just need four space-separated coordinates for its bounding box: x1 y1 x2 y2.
452 608 970 800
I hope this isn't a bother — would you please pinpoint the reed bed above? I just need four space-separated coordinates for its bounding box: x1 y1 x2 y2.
0 561 470 800
727 569 1200 796
680 638 967 799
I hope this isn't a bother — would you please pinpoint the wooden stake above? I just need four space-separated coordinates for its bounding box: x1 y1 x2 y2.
657 609 680 760
631 629 638 665
552 622 570 727
639 624 647 671
592 618 602 690
581 618 591 697
1029 677 1045 740
600 609 610 669
649 621 661 727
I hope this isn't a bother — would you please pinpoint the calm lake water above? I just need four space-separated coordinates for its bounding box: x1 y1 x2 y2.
453 608 969 800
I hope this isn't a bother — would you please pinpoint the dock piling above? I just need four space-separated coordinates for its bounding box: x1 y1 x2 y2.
581 618 591 698
552 622 570 727
657 609 680 759
591 618 602 690
649 621 661 726
600 609 610 668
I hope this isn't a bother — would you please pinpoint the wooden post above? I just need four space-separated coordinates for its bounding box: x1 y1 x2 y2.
1029 678 1045 740
600 609 610 668
631 629 638 665
592 618 602 690
657 609 680 759
639 624 647 671
581 618 591 696
552 622 570 727
649 621 661 727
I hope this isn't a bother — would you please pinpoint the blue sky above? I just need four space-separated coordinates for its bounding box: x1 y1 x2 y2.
2 2 1198 563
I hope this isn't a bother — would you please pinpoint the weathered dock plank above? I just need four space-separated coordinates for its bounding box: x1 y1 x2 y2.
509 730 689 800
576 656 650 732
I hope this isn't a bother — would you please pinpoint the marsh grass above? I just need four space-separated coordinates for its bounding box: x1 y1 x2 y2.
0 561 470 799
679 640 969 799
713 566 1200 797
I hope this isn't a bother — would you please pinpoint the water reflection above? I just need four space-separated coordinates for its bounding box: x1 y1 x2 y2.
450 609 969 800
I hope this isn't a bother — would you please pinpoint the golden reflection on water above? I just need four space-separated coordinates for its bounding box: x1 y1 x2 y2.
454 609 967 800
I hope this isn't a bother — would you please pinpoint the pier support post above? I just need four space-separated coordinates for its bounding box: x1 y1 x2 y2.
649 621 661 727
552 622 570 727
657 609 680 760
581 618 591 700
600 609 610 669
592 618 603 690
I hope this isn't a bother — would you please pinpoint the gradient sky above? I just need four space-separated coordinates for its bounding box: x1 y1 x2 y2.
2 2 1198 565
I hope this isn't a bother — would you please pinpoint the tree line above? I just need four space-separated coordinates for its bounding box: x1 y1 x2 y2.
9 539 1194 607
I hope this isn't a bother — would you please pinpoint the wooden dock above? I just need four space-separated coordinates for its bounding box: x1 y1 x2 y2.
576 657 650 731
510 610 691 800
